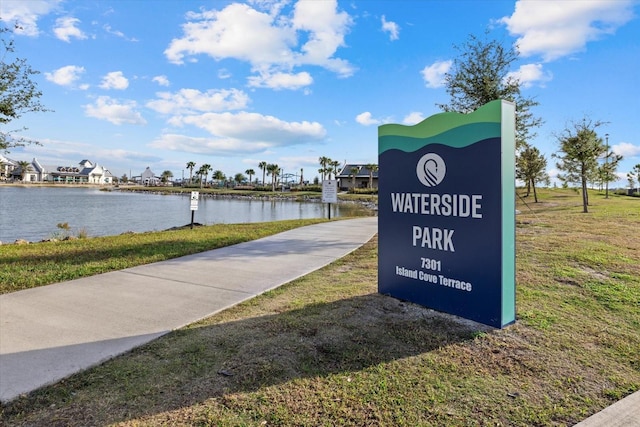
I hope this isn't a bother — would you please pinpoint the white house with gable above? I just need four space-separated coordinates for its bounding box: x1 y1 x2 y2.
7 158 113 184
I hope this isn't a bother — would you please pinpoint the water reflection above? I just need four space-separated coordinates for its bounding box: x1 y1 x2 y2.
0 187 373 242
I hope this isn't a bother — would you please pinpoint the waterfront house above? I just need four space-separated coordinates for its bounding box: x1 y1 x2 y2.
133 167 160 186
0 155 18 181
336 164 379 190
8 158 114 184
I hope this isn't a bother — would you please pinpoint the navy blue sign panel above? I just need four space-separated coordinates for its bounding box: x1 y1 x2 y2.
378 100 516 328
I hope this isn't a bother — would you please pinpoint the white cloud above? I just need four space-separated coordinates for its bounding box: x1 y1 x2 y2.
84 96 147 125
500 0 635 61
103 24 137 41
247 71 313 90
218 69 232 79
381 15 400 41
505 63 553 88
53 16 87 42
150 133 270 156
613 142 640 158
356 112 380 126
99 71 129 90
146 88 250 115
165 3 296 65
20 138 161 166
172 112 326 147
421 60 452 88
0 0 61 36
403 112 424 125
44 65 87 88
152 75 170 87
164 0 355 84
291 0 354 76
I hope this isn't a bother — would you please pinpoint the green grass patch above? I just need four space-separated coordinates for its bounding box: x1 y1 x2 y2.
1 188 639 426
0 219 327 294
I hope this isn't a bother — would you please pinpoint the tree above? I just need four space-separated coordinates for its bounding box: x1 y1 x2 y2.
120 174 128 183
634 164 640 191
197 164 212 188
554 118 606 213
245 168 255 184
596 151 623 197
186 161 196 184
160 170 173 183
258 161 267 185
267 163 280 191
212 170 226 186
318 156 330 181
1 24 49 152
365 163 378 189
516 146 547 202
438 32 542 151
234 172 246 184
627 172 636 191
350 166 359 190
330 160 341 179
16 160 31 181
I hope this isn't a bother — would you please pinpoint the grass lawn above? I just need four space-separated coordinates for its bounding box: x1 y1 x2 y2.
0 219 328 294
1 188 638 426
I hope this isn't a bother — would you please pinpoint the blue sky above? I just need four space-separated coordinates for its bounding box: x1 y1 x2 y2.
1 0 639 186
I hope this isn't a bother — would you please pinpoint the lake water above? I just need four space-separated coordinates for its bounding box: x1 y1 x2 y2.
0 186 372 243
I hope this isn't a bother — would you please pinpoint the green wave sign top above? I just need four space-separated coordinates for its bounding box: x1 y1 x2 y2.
378 99 503 154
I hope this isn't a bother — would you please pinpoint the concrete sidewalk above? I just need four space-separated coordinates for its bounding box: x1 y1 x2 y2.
0 217 378 402
1 215 637 426
573 390 639 427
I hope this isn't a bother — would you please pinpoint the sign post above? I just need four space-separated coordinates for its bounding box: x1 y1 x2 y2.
190 191 199 229
377 100 516 328
321 179 338 219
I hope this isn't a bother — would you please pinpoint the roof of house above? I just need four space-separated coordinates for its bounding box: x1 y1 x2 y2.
336 164 379 179
0 155 18 166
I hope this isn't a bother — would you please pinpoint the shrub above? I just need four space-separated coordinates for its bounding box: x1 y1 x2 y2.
349 188 378 195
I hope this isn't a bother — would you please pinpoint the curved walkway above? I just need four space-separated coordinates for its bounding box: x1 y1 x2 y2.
0 217 378 402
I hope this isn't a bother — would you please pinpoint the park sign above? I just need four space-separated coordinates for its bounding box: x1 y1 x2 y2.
378 100 516 328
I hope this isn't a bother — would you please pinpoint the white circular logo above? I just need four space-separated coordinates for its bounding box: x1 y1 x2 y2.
416 153 446 187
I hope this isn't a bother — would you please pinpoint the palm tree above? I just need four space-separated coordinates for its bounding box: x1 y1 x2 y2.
318 156 330 181
365 163 378 188
267 163 279 191
17 160 32 182
186 161 196 184
234 172 246 184
198 164 212 188
161 170 173 183
245 168 255 184
350 166 359 190
258 161 267 185
212 170 226 187
330 160 341 179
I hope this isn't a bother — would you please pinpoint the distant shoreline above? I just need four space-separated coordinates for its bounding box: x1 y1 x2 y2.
0 182 107 188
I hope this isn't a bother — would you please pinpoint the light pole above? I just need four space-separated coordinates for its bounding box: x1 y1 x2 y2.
605 133 609 199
